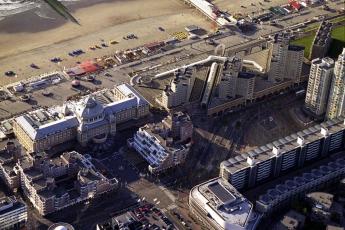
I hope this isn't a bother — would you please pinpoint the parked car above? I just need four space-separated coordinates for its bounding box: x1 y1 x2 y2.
4 71 15 76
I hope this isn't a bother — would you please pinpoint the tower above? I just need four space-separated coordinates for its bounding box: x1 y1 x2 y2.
326 48 345 120
305 57 334 117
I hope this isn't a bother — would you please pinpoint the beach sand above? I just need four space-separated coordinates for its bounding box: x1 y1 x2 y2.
0 0 211 86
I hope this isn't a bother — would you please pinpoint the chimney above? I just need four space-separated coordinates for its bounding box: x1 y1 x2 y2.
297 136 304 146
272 146 280 156
320 127 328 137
247 157 255 166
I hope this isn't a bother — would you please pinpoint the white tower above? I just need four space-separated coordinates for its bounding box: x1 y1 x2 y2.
326 48 345 119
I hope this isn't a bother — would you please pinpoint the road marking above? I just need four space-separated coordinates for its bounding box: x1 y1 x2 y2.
158 185 176 202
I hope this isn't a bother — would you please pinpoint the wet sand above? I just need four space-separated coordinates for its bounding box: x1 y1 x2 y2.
0 0 211 86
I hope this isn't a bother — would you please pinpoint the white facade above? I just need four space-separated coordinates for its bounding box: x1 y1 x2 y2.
129 112 193 174
327 49 345 120
160 68 195 109
268 33 304 84
268 33 290 83
202 62 219 106
189 178 260 230
0 196 27 230
305 57 334 116
130 126 190 174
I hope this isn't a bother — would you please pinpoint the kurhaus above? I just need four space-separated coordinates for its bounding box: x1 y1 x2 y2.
13 83 150 153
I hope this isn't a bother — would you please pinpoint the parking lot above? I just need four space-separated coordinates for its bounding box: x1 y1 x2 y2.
132 202 175 229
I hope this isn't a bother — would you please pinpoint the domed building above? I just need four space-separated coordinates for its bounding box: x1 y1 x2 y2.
71 95 116 145
13 83 149 152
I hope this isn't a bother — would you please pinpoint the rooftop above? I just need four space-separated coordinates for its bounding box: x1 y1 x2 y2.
15 108 78 140
0 196 26 216
280 210 305 229
15 83 149 141
190 178 257 229
306 192 334 210
221 117 345 174
257 157 345 206
288 45 305 52
312 57 334 69
238 72 256 79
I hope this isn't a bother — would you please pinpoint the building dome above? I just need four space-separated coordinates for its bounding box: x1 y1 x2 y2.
75 96 104 120
54 226 67 230
48 222 74 230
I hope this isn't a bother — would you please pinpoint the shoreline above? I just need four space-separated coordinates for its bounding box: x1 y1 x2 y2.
0 0 211 86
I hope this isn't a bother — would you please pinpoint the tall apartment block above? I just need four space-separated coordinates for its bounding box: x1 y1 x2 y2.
220 117 345 191
268 33 304 83
310 21 332 60
236 72 255 101
217 56 243 99
327 48 345 120
0 196 27 229
268 33 290 83
286 45 305 84
305 57 334 117
160 67 195 109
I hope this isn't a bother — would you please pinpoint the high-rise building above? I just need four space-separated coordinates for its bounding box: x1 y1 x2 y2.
236 72 255 101
217 56 243 99
305 57 334 117
286 45 305 84
160 67 195 109
310 21 332 60
268 33 290 83
327 48 345 120
268 33 304 84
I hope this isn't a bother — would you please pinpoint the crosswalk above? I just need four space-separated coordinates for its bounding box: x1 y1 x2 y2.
161 204 177 212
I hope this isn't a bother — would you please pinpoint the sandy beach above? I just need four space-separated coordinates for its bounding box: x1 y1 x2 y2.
0 0 211 86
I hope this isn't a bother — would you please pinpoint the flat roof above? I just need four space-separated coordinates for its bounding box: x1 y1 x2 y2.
0 197 26 216
191 178 256 229
208 182 236 203
15 108 79 140
222 117 345 175
257 157 345 206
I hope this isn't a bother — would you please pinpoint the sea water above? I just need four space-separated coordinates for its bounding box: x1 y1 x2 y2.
0 0 80 20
